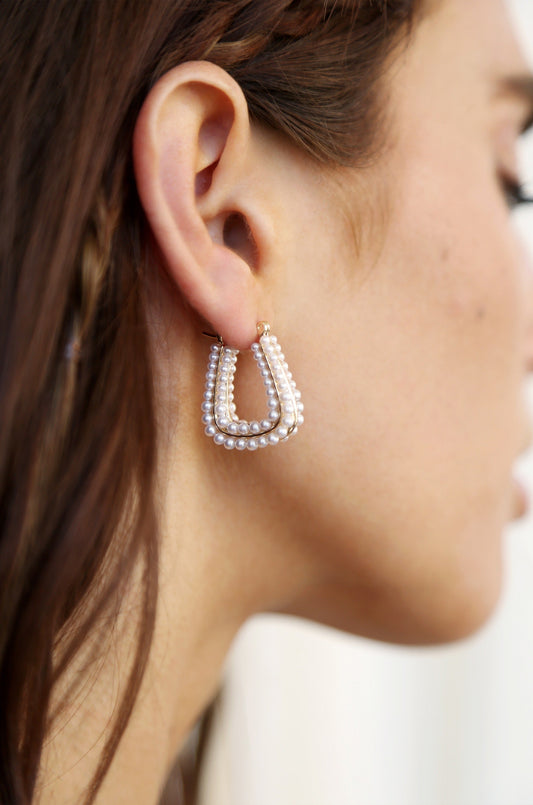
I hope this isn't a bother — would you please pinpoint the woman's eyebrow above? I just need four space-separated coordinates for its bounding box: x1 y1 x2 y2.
496 73 533 133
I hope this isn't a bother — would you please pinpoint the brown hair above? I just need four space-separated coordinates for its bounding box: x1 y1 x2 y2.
0 0 420 801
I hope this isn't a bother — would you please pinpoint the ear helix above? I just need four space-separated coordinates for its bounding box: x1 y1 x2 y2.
201 322 304 450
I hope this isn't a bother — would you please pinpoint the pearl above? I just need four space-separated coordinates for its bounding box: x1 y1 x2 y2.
268 433 279 445
268 398 279 409
205 425 217 437
203 390 214 401
267 387 276 397
224 437 236 450
202 414 214 425
206 380 215 390
276 427 288 439
218 417 230 428
228 423 239 435
269 410 280 421
297 402 304 412
293 388 301 398
282 415 295 427
214 433 225 445
250 421 261 434
261 419 271 430
215 404 226 416
235 438 247 450
297 415 304 426
258 436 269 448
201 401 212 413
251 343 260 353
239 423 250 435
246 439 259 451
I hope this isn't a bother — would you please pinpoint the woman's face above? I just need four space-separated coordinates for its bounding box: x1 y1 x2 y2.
250 0 533 643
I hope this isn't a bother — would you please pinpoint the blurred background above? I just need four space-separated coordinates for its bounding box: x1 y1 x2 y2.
198 3 533 803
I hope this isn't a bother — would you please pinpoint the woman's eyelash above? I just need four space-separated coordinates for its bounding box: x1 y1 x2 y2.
500 175 533 210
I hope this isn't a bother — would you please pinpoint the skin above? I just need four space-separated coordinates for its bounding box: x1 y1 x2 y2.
37 0 533 802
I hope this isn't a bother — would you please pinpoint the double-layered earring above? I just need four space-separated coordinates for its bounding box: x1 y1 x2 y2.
201 322 304 450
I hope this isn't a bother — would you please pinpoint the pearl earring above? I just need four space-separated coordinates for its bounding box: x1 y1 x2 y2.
201 322 304 450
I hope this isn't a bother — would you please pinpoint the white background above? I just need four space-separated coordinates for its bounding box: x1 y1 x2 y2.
199 3 533 803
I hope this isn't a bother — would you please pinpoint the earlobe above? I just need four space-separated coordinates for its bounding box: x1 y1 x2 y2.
133 62 260 349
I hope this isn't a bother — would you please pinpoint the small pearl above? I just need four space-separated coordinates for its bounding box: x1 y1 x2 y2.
228 423 239 435
202 414 214 425
203 390 214 401
261 369 270 378
224 437 236 450
270 335 277 344
261 419 271 430
205 425 217 437
263 377 273 387
246 439 259 451
282 415 294 427
297 415 304 426
218 417 230 428
208 362 218 371
258 436 269 448
277 427 288 439
267 387 276 397
239 423 250 435
297 402 304 412
269 410 280 421
235 438 247 451
201 401 212 413
251 343 260 353
250 421 261 434
268 433 279 445
206 380 215 390
293 388 301 399
214 433 225 445
268 398 279 409
215 404 226 416
281 392 292 402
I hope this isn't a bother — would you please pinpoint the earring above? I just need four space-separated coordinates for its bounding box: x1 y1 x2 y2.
201 322 304 450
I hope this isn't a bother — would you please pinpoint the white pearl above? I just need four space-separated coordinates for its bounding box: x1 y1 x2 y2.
202 414 214 425
293 388 301 398
261 419 271 430
251 343 260 353
267 398 279 409
206 380 215 390
236 438 247 450
218 417 230 428
246 439 259 451
250 421 261 434
276 427 288 439
281 391 292 402
268 433 279 445
215 404 226 416
203 390 214 401
205 425 217 437
282 415 295 427
258 436 268 448
297 402 304 412
267 387 276 397
201 401 212 413
214 433 225 445
224 437 236 450
268 410 280 421
297 415 304 426
239 423 250 435
228 423 239 435
270 335 277 344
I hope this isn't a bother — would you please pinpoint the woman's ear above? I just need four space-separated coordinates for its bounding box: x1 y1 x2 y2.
133 62 261 349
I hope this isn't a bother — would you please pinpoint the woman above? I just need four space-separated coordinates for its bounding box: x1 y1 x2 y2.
1 0 533 802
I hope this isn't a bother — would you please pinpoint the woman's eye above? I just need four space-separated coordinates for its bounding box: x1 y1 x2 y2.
500 174 533 210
